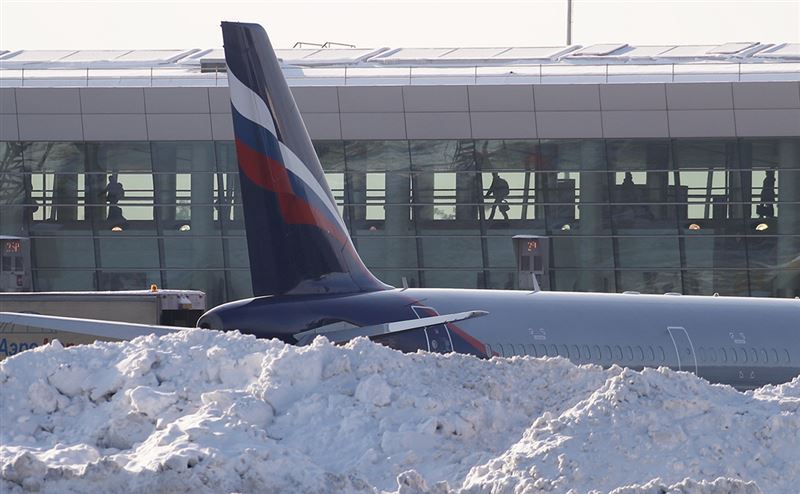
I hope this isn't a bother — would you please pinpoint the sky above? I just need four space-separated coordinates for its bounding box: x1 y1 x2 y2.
0 0 798 51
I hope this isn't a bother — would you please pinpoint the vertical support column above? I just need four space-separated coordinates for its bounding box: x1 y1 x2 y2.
777 139 800 296
0 143 26 236
645 141 669 220
384 170 413 279
576 140 607 291
191 144 216 300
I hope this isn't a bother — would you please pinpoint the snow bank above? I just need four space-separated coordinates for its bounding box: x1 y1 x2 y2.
1 330 798 494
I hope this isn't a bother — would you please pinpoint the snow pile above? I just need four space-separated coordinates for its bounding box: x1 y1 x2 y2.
1 330 798 494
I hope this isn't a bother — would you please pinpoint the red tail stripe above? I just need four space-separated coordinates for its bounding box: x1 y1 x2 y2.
235 138 348 245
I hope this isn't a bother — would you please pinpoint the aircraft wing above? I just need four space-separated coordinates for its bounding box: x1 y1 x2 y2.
293 310 489 346
0 312 185 341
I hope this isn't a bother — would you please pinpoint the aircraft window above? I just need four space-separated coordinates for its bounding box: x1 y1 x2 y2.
581 345 590 362
647 346 655 363
525 344 535 357
729 348 738 363
613 346 623 362
771 349 779 363
548 344 558 357
508 343 518 356
749 348 758 364
783 349 791 364
624 346 634 362
657 346 666 363
738 348 747 363
592 345 602 361
720 348 728 363
496 344 505 357
602 345 612 362
485 344 494 357
635 346 644 362
537 344 547 358
571 345 580 361
760 348 768 363
560 345 571 358
709 347 717 363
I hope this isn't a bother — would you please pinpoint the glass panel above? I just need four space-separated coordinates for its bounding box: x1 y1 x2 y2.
684 234 749 268
223 236 249 268
551 237 614 268
410 140 481 224
554 270 615 292
162 233 224 268
33 270 95 291
25 143 87 227
314 140 346 172
485 270 518 290
151 142 216 229
86 142 153 230
751 269 800 298
226 268 253 301
97 235 159 269
32 236 95 268
355 236 419 269
419 236 482 268
485 235 517 268
607 139 678 232
98 270 161 291
422 269 483 288
618 270 681 294
0 142 29 236
346 140 409 172
674 139 749 233
616 237 680 268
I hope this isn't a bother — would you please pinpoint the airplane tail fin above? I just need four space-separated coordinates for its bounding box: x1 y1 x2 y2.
221 22 390 297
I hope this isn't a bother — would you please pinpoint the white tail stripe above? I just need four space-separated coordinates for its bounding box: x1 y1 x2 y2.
228 64 348 236
227 66 277 136
279 141 349 233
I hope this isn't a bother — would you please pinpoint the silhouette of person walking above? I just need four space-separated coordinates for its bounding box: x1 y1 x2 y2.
757 170 776 219
485 172 510 220
101 174 128 229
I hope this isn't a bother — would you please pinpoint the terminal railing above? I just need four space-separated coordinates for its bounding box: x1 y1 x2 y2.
2 62 800 87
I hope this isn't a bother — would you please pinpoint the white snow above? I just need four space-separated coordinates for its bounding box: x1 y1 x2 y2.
1 329 798 494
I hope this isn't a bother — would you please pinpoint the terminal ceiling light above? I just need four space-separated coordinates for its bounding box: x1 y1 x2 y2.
688 223 701 230
111 226 123 232
178 224 191 232
561 224 571 231
755 223 769 231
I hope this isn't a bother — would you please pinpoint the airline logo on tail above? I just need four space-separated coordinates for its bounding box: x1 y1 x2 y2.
227 70 349 246
221 22 388 297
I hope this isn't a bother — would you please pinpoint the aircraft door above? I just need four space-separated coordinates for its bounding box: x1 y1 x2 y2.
412 306 454 354
667 326 698 374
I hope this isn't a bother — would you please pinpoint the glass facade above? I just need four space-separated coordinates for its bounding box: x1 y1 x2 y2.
1 138 799 303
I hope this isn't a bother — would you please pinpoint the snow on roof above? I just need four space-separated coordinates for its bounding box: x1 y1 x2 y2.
1 332 798 492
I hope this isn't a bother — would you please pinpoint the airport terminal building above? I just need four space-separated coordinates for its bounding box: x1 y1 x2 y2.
1 42 799 305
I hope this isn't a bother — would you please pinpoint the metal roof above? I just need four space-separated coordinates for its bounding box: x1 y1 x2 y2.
1 42 798 87
2 42 799 69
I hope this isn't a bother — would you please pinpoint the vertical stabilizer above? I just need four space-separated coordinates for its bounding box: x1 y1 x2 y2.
221 22 389 296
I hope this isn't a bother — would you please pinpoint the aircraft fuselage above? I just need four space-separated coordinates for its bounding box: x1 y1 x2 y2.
198 288 800 390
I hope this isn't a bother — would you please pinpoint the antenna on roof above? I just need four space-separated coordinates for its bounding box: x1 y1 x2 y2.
566 0 573 45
